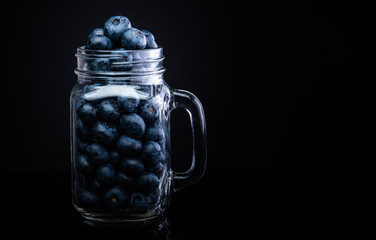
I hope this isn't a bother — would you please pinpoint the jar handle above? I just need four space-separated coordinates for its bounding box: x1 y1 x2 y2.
170 89 207 192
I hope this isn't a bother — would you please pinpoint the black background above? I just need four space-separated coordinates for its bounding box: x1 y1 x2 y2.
1 0 372 237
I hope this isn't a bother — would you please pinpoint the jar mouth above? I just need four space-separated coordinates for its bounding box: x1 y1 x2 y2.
75 46 165 80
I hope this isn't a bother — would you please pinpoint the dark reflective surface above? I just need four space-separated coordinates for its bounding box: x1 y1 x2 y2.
2 172 376 237
81 215 171 239
1 173 248 238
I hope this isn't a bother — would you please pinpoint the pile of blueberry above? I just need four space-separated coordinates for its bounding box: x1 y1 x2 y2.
74 88 167 213
86 15 158 50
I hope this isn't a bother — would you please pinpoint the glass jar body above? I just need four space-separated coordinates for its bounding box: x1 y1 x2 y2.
70 77 172 222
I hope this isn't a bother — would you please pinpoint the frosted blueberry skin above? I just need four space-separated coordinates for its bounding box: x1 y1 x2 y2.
76 154 95 176
119 113 146 139
121 28 147 50
140 29 158 49
86 34 112 50
140 29 155 41
137 172 159 193
103 186 127 209
139 102 159 124
98 99 121 121
75 119 91 141
146 40 158 49
104 16 132 46
97 163 115 185
86 143 109 166
118 96 140 113
116 135 142 155
88 28 104 38
77 190 100 209
129 192 152 212
92 121 118 145
121 158 145 177
115 171 135 191
77 102 98 124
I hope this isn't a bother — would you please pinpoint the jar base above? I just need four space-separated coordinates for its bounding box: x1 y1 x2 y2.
80 211 160 224
74 201 167 224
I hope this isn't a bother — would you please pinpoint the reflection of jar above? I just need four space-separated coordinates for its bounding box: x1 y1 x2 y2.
83 215 171 239
70 47 207 222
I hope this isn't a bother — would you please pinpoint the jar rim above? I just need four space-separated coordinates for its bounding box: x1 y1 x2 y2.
76 46 163 55
75 46 165 80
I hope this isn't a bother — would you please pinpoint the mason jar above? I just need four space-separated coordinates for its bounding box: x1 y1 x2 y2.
70 46 207 222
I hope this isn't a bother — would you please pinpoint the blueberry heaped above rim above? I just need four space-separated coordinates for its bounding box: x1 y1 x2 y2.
85 15 158 51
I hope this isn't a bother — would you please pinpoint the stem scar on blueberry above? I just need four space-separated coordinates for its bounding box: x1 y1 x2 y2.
111 197 117 203
112 19 120 25
150 107 154 113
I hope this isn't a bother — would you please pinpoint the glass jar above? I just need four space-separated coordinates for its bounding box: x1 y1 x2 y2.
70 47 207 222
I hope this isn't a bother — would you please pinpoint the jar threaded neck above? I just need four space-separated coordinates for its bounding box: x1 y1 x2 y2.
75 46 165 82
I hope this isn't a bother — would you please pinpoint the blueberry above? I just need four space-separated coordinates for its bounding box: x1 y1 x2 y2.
75 119 91 141
103 186 127 209
88 178 102 192
75 99 86 109
118 95 140 113
88 28 104 38
144 124 164 142
137 172 159 193
97 163 115 185
129 192 152 211
158 150 167 164
119 113 146 139
148 190 160 206
86 34 112 50
111 49 133 71
139 101 159 124
75 154 95 176
86 143 109 165
98 99 121 121
141 141 162 166
77 102 98 124
83 83 100 94
140 29 158 49
116 135 142 155
104 16 132 46
140 29 155 41
76 138 89 153
92 121 118 145
112 48 134 61
116 171 135 190
121 158 145 177
109 150 121 166
121 28 147 50
147 162 165 178
77 190 100 209
89 59 111 71
146 40 158 49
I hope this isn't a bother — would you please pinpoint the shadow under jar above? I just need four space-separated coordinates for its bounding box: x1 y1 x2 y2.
70 47 207 223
